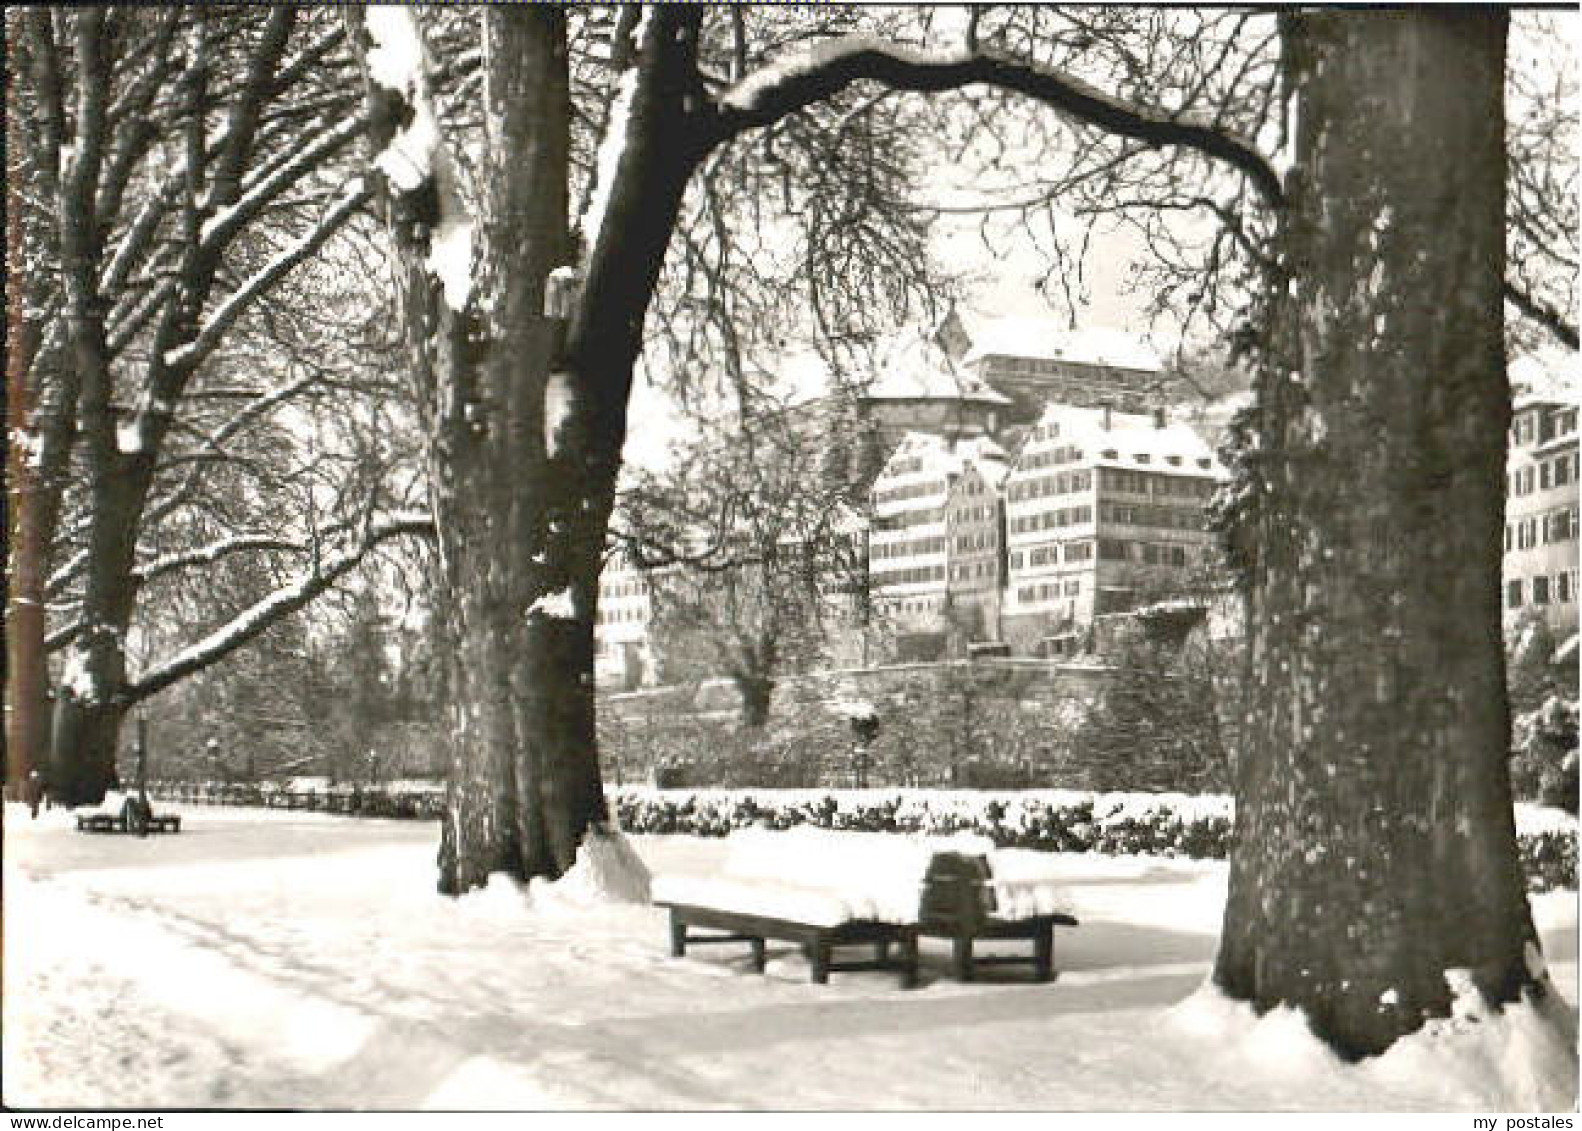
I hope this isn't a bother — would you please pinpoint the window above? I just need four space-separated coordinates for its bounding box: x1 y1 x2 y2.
1558 457 1573 487
1541 461 1552 490
1558 572 1573 604
1534 576 1551 605
1507 579 1523 608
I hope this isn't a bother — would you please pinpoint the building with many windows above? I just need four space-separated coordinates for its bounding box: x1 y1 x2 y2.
867 432 958 630
936 309 1166 424
594 551 656 690
943 441 1011 640
1505 373 1580 634
1002 404 1225 654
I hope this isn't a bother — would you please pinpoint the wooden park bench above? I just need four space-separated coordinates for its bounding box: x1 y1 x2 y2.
918 849 1080 982
76 792 182 836
651 827 1079 987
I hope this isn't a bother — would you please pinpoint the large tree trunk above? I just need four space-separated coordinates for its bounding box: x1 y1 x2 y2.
48 468 150 805
359 7 708 892
1214 10 1553 1059
5 84 47 792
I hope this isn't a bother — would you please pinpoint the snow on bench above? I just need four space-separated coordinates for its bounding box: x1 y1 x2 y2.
75 791 182 836
651 827 1078 986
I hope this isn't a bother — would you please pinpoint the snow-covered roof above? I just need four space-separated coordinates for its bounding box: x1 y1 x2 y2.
1015 404 1225 479
865 330 1012 405
954 312 1163 372
954 436 1011 490
874 432 1011 496
1511 351 1581 411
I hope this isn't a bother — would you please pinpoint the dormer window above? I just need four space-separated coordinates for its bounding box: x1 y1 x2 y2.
1102 448 1118 460
1196 458 1211 469
1135 454 1151 464
1166 456 1182 467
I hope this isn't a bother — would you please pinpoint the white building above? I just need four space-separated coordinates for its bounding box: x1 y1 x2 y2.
594 551 655 690
868 433 1008 631
936 309 1166 423
1505 355 1580 635
1003 403 1226 653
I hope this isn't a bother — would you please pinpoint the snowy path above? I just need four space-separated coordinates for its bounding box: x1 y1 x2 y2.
4 804 1575 1111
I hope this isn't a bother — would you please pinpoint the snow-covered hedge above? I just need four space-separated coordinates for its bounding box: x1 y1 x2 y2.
610 788 1578 893
147 781 1576 891
149 779 445 819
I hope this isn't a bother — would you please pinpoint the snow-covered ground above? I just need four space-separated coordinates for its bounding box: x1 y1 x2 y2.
3 802 1576 1112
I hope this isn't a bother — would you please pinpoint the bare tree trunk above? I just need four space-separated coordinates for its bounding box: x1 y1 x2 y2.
4 243 46 797
5 32 46 791
358 7 709 891
736 673 775 730
1214 10 1551 1059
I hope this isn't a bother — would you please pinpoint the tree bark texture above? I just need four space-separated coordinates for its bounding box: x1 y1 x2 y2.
5 161 46 794
1214 10 1549 1058
361 8 710 892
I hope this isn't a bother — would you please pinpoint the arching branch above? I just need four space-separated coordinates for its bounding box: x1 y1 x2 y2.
129 512 435 701
711 38 1285 209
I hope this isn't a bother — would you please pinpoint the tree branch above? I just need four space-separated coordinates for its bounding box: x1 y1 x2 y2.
712 37 1285 209
1504 279 1579 351
128 512 435 701
160 177 371 374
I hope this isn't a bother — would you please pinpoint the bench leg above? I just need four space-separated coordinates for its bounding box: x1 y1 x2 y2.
898 930 919 989
811 938 831 985
750 937 766 973
1034 922 1055 982
669 912 688 959
953 934 974 982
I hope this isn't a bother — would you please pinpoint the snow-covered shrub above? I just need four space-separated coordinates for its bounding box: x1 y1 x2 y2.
1519 828 1579 893
1510 694 1579 815
608 788 1573 890
146 781 1576 891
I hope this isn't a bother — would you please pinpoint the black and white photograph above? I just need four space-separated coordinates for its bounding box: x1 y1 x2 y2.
4 2 1578 1114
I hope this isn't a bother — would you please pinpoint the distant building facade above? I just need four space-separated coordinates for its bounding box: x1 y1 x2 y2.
1505 389 1579 634
936 309 1166 423
1002 404 1226 654
944 453 1011 641
867 433 958 630
594 552 655 690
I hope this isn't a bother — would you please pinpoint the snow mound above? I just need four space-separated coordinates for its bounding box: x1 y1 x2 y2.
1167 979 1580 1112
1367 974 1580 1112
1167 983 1344 1081
454 872 534 921
528 824 652 911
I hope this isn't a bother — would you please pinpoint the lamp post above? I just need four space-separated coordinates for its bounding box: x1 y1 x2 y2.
133 711 150 806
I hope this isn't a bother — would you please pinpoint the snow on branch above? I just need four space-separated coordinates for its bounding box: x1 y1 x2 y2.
1505 280 1580 352
714 37 1285 208
163 178 371 372
205 372 322 453
577 9 654 256
129 511 435 701
197 114 367 254
361 6 474 313
132 531 329 587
